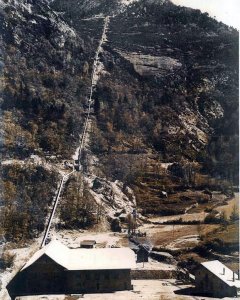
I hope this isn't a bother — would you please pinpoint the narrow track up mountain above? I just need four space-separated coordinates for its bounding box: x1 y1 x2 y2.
41 16 110 248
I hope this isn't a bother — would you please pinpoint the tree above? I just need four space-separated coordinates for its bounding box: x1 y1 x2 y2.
230 205 239 222
111 218 121 232
126 213 136 235
219 211 228 229
60 177 97 229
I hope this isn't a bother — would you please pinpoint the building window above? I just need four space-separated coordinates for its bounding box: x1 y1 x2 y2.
105 273 110 280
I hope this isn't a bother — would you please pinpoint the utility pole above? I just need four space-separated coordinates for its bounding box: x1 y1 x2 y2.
132 209 137 235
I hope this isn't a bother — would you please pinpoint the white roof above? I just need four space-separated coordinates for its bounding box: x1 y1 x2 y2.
201 260 240 288
22 240 136 271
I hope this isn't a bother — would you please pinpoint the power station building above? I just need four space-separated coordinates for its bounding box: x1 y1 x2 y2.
7 240 136 299
195 260 240 298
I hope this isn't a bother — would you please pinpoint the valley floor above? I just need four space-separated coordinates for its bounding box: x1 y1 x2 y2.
0 194 238 300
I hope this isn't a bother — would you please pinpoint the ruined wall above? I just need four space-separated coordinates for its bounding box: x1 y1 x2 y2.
131 269 179 280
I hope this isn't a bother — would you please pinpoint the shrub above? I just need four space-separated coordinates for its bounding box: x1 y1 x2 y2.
230 205 239 222
60 178 97 229
0 165 58 242
204 212 220 224
204 207 213 213
111 218 121 232
0 251 15 269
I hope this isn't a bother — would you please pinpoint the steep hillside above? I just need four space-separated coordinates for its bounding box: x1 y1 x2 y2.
88 0 238 212
0 0 98 159
0 3 238 299
0 0 238 235
51 0 122 18
0 163 58 242
0 0 94 243
96 0 238 168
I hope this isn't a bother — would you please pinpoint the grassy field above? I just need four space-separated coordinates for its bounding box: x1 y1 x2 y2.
179 221 239 272
138 223 218 250
215 194 239 219
203 221 239 245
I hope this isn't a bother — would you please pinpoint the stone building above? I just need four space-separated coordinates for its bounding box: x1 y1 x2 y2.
7 240 136 300
80 240 96 248
195 260 240 298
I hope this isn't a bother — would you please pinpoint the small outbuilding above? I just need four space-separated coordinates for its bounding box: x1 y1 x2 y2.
80 240 96 248
195 260 240 298
7 240 136 300
119 213 128 222
136 245 149 263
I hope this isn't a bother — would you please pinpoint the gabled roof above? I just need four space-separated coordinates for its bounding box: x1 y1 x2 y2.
22 240 136 271
22 240 69 271
201 260 240 288
139 244 151 252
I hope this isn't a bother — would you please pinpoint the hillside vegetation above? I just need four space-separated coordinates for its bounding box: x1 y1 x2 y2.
0 0 238 234
1 0 97 159
0 164 58 242
89 0 238 213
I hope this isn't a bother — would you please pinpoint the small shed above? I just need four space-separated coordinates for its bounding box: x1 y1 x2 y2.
195 260 240 298
7 240 136 300
80 240 96 248
136 245 149 263
119 213 128 222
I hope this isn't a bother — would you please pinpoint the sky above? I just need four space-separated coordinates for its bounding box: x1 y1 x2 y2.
171 0 240 30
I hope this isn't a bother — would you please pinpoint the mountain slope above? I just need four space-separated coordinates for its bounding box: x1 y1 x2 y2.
0 0 238 236
92 0 238 181
0 0 97 159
